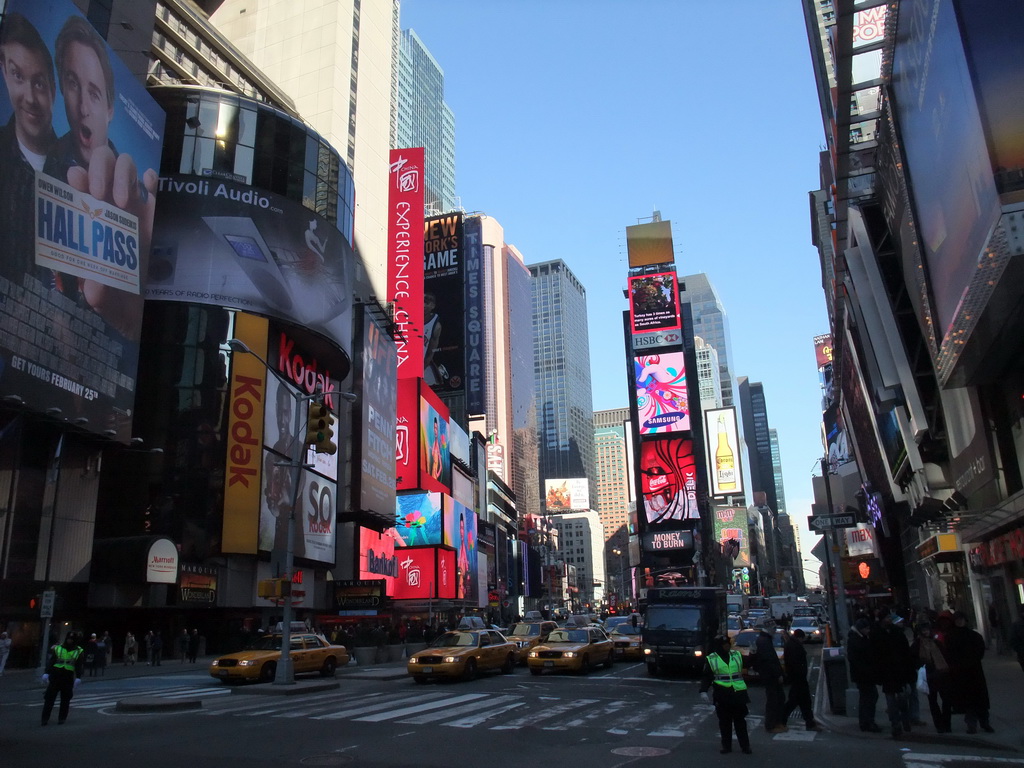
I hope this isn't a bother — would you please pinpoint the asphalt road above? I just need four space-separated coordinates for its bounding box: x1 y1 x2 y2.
3 653 1021 768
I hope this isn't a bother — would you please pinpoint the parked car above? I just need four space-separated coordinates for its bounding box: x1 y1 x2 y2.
209 632 348 684
407 629 517 683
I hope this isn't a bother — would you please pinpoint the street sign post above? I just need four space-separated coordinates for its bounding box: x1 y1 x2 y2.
40 589 56 619
807 513 856 534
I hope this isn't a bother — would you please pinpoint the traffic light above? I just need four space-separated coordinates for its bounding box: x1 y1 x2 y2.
305 401 337 454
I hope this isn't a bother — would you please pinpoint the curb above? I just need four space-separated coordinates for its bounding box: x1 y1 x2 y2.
231 680 340 696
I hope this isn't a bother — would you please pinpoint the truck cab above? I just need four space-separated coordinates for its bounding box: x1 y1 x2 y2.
640 587 727 676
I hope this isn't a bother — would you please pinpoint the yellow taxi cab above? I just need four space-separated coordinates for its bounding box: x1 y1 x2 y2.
526 626 614 675
407 629 518 683
608 625 643 661
209 632 349 683
506 620 558 664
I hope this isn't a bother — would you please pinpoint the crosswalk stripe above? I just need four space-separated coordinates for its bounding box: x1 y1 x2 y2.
446 700 528 728
200 689 388 717
398 694 522 725
312 691 455 721
607 701 674 734
492 698 600 730
562 700 628 728
354 693 489 723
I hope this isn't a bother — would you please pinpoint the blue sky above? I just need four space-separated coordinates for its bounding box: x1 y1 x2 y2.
399 0 829 581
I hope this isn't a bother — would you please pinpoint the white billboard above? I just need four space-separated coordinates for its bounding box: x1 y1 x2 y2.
545 478 590 511
704 406 744 497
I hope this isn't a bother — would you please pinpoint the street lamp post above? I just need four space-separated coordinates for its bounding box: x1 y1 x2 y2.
611 548 627 609
227 339 355 685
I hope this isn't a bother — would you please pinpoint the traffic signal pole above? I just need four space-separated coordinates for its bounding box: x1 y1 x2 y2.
226 339 352 685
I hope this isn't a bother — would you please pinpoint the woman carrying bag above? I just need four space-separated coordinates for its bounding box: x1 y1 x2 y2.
911 622 951 733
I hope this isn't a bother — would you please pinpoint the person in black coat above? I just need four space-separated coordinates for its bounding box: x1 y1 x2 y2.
847 617 880 732
945 611 993 734
873 612 916 739
782 629 819 730
754 622 786 733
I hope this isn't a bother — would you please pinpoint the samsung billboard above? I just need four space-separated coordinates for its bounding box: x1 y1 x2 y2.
634 351 690 435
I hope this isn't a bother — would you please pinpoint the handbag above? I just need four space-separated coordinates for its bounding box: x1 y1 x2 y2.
916 665 929 695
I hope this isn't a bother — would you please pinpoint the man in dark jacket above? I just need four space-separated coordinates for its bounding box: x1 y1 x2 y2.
847 617 881 732
754 621 787 733
873 612 916 739
782 629 819 730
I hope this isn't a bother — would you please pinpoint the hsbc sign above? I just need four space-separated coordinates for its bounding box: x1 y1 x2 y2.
632 330 682 351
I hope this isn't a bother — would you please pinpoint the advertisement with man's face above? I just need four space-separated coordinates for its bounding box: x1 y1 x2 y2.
634 351 690 434
444 498 478 602
639 437 699 525
149 174 353 357
0 1 165 442
394 491 443 546
258 458 337 565
423 212 464 395
628 272 681 334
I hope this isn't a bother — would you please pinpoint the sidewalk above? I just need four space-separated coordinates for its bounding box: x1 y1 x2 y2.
816 651 1024 752
0 653 410 695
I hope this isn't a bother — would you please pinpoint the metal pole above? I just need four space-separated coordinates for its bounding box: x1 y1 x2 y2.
274 387 307 685
820 457 849 645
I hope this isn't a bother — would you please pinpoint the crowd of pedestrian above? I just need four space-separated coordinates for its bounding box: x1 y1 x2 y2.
847 606 995 738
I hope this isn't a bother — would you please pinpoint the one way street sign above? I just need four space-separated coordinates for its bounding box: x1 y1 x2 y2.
807 513 856 533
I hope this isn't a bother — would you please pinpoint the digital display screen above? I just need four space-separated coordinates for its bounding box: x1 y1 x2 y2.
224 235 268 262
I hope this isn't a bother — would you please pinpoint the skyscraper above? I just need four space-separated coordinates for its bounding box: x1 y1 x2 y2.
396 28 456 214
679 273 736 407
466 216 538 520
593 408 632 543
210 0 397 300
694 336 723 412
769 428 787 516
530 260 596 509
736 377 777 514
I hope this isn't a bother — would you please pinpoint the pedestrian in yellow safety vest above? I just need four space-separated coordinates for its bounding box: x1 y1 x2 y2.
700 635 753 754
41 632 85 725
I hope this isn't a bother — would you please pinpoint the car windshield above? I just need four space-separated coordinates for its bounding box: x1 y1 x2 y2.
432 632 478 647
792 619 817 628
733 632 757 647
546 629 589 643
728 616 741 629
251 636 284 651
510 624 541 637
611 626 640 636
645 606 700 632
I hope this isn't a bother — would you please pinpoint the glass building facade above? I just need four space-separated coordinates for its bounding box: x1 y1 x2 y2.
679 273 735 407
151 86 355 243
396 28 456 214
530 260 596 508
